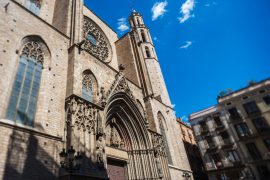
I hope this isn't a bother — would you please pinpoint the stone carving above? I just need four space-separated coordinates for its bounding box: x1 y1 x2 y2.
83 17 111 62
100 87 106 107
151 132 166 157
106 118 125 150
21 41 44 64
96 136 105 168
103 65 135 104
155 158 163 178
66 96 97 133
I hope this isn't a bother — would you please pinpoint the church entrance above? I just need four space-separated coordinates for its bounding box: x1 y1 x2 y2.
107 158 126 180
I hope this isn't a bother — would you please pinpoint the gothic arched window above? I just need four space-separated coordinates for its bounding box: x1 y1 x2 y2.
82 73 93 102
6 41 44 126
145 46 151 58
25 0 42 15
158 112 173 164
141 30 146 42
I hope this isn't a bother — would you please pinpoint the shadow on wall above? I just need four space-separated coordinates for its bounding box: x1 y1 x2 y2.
3 125 60 180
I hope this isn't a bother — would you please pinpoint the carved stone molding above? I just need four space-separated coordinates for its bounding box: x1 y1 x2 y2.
65 95 101 134
106 118 125 150
83 17 112 62
101 66 136 106
150 131 166 157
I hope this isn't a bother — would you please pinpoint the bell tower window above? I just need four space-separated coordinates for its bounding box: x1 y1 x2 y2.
141 30 146 42
145 47 151 58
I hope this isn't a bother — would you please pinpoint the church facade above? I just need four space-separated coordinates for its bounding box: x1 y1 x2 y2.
0 0 191 179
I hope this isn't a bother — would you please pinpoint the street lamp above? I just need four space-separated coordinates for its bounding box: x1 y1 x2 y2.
59 146 83 173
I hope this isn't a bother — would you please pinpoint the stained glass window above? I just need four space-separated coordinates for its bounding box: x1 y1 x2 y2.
82 74 93 102
25 0 41 15
6 41 44 126
87 33 97 46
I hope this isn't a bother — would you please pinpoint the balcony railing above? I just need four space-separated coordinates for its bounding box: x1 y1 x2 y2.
221 138 234 149
200 126 209 135
206 142 218 153
215 124 225 131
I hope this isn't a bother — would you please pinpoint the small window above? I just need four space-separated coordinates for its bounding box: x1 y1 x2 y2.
263 139 270 150
25 0 41 15
141 30 146 42
228 107 241 119
252 117 270 133
145 47 151 58
242 96 248 100
246 143 262 160
257 165 270 179
213 116 222 126
227 150 240 162
234 123 250 138
263 95 270 105
243 101 260 115
259 89 266 94
226 102 232 106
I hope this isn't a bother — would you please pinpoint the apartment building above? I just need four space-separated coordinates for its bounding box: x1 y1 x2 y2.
189 106 244 179
218 79 270 179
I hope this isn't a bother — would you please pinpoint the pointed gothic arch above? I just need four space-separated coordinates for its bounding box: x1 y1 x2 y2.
81 69 98 103
157 111 173 164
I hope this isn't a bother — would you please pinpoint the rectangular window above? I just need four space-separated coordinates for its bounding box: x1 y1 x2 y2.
227 150 240 162
243 101 260 115
246 143 262 160
257 165 270 179
214 116 223 126
263 139 270 150
235 123 250 138
252 117 270 133
263 95 270 105
228 107 241 119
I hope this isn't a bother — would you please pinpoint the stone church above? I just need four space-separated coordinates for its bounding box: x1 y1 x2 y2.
0 0 192 179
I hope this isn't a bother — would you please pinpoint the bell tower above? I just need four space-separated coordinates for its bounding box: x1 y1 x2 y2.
129 10 172 106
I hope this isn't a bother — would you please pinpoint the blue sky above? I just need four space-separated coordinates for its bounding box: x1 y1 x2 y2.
85 0 270 122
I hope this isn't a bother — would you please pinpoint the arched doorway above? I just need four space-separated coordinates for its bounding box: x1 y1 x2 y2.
105 92 165 179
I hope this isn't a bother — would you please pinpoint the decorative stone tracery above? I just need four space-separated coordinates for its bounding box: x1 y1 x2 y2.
21 41 44 64
83 17 112 62
66 96 98 134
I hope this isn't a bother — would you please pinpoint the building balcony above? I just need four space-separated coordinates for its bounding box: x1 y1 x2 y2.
221 138 234 149
229 116 244 124
200 126 209 135
215 124 225 131
206 143 218 153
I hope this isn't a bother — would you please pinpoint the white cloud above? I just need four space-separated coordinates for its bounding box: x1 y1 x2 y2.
151 1 168 21
180 41 192 49
178 0 195 23
117 17 129 32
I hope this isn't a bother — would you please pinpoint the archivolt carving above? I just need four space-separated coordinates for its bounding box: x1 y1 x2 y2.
106 118 125 150
151 131 166 157
101 66 135 106
83 17 112 62
66 96 98 133
21 41 44 64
